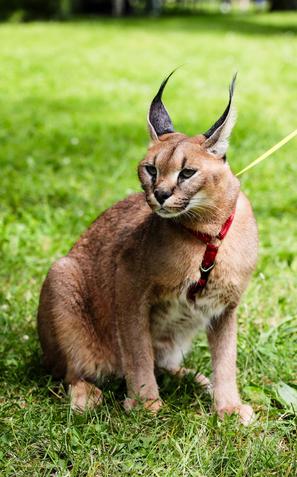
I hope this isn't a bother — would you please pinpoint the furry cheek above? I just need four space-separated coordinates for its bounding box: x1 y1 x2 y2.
188 189 209 209
146 192 159 209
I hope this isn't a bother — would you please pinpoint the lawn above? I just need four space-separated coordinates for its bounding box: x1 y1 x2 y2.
0 11 297 477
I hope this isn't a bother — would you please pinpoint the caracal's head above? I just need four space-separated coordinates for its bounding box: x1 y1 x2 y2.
138 72 240 224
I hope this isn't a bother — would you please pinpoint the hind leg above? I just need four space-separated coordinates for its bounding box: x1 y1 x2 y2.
37 256 115 410
166 367 211 389
155 342 211 391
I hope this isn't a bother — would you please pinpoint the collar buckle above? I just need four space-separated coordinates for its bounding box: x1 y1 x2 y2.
200 262 216 273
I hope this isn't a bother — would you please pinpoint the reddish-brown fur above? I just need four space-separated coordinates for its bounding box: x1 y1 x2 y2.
38 84 258 424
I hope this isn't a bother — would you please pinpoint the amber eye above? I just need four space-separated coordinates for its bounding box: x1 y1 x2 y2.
179 168 196 180
145 165 157 178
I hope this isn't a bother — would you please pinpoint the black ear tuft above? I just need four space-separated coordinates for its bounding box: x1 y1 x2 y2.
148 70 177 139
204 73 237 139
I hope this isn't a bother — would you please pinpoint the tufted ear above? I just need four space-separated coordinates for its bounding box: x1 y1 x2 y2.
147 70 176 142
202 74 237 158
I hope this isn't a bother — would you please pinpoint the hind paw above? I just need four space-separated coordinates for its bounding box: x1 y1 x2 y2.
69 380 103 412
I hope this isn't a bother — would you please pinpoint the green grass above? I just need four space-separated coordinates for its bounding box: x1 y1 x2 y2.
0 12 297 477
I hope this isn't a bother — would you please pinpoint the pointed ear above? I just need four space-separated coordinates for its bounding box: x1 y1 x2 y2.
202 74 237 158
147 70 176 142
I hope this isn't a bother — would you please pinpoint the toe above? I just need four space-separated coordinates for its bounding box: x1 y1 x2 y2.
238 404 255 426
123 397 137 413
143 399 163 414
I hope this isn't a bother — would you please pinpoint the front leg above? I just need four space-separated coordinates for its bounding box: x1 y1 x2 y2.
207 307 254 425
116 271 161 413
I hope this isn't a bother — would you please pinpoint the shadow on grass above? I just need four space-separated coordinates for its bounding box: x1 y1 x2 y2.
0 345 211 413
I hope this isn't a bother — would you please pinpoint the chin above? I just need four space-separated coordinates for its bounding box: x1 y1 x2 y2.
155 208 185 219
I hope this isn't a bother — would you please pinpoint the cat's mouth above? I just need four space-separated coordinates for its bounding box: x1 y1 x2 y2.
155 204 189 218
147 194 191 218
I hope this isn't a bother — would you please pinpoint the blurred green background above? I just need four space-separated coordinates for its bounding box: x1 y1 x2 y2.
0 6 297 477
0 0 297 21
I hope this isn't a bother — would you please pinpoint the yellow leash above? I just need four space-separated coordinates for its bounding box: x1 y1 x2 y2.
236 128 297 177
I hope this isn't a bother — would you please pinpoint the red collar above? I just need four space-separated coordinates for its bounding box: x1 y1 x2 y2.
183 210 235 300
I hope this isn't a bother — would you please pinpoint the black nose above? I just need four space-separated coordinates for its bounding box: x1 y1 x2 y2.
154 189 172 205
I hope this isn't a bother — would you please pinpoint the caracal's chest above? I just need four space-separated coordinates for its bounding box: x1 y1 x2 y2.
150 278 226 343
150 277 227 370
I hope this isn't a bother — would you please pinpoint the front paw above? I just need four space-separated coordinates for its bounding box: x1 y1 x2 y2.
123 397 163 414
217 403 255 426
